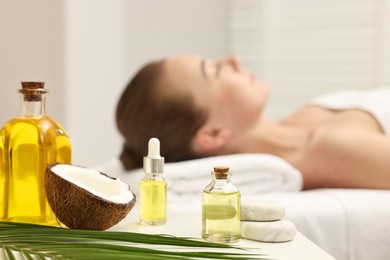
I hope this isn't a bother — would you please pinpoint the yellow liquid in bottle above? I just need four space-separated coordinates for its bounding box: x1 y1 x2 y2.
139 179 167 225
0 116 71 225
202 191 241 243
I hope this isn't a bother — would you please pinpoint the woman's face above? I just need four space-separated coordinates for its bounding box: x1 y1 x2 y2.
162 55 269 131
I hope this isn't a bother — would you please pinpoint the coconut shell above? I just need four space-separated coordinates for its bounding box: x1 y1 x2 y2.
45 164 136 230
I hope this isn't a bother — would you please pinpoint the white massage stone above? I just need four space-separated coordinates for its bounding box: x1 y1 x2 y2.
241 200 285 221
241 219 296 242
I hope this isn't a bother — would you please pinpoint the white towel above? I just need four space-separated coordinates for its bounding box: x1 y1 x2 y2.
95 153 303 201
309 86 390 135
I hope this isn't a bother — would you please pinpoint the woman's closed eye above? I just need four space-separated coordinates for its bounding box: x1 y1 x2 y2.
215 63 222 78
215 60 229 78
202 59 219 79
215 57 240 78
203 57 240 80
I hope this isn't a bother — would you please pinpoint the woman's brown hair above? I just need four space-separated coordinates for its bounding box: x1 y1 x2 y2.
116 59 207 170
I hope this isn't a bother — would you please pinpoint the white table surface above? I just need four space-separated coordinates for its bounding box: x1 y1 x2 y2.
111 207 336 260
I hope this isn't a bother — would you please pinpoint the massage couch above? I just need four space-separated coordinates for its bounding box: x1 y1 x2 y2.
96 153 390 260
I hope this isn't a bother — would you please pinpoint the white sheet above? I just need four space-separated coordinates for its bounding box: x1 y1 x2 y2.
327 189 390 260
253 190 347 260
250 189 390 260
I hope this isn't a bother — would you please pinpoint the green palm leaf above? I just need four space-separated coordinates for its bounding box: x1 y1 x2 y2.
0 222 269 260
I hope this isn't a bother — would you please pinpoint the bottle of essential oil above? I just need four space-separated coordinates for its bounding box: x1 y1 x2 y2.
139 137 167 225
202 166 241 243
0 82 72 225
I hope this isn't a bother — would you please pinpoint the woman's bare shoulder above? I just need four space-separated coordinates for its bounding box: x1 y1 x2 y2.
282 105 383 134
280 105 336 128
299 127 390 189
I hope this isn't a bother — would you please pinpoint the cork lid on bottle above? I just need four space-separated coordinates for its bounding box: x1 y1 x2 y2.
18 81 48 101
213 166 230 179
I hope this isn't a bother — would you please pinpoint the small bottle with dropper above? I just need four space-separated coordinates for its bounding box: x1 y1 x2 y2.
139 137 167 225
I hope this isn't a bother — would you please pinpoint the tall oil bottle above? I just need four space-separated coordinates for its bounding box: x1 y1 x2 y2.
0 82 71 225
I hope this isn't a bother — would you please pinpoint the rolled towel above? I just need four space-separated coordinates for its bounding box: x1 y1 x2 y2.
94 154 303 200
241 219 296 242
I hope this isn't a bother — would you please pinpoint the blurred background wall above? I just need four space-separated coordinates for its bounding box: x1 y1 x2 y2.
1 0 389 166
0 0 229 166
230 0 390 119
0 0 65 135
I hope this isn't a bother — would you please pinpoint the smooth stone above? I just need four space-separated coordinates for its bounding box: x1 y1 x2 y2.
241 219 296 242
241 200 285 221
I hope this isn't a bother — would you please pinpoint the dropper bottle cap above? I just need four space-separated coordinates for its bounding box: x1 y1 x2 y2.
143 137 164 174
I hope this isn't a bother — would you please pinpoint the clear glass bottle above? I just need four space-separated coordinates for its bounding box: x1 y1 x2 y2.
0 81 72 225
139 138 167 225
202 166 241 243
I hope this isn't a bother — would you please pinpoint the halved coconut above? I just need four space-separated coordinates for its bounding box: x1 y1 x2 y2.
45 163 136 230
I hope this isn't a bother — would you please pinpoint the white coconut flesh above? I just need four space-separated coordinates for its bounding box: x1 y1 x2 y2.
50 164 133 204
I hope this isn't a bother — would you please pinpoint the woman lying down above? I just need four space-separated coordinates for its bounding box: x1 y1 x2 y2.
115 54 390 190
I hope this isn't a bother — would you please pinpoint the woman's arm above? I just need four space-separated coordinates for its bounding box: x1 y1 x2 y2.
300 129 390 190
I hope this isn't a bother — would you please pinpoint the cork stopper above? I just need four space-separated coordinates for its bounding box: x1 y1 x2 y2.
21 81 45 89
213 166 230 179
18 81 48 101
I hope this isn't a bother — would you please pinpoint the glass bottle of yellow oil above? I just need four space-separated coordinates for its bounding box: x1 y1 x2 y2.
139 137 167 225
0 81 72 226
202 166 241 243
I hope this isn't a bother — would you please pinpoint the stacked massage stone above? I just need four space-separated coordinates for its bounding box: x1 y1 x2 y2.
240 200 296 242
